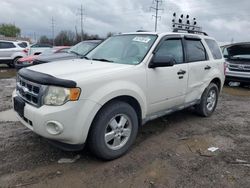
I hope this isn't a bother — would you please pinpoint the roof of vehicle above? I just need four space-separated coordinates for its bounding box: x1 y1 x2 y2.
0 40 19 43
120 31 215 40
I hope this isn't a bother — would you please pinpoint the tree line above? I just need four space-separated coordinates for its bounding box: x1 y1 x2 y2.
0 23 115 46
39 30 103 46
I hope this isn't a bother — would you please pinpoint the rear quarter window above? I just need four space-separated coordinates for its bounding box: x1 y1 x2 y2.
205 39 223 59
17 42 26 48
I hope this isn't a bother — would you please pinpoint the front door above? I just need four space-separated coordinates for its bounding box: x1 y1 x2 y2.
147 37 188 115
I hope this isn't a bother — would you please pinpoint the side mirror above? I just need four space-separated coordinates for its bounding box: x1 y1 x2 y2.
149 55 175 68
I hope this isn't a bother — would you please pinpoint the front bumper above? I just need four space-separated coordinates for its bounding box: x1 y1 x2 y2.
12 90 101 146
225 68 250 83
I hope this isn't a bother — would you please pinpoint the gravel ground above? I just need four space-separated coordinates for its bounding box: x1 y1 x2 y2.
0 68 249 188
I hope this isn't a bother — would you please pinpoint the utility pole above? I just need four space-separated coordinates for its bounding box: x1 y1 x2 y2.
150 0 164 32
80 4 84 41
51 17 55 46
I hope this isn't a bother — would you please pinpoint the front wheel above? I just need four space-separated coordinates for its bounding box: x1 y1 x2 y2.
88 101 138 160
8 57 19 68
195 83 219 117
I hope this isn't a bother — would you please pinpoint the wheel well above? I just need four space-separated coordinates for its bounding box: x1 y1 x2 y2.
211 78 221 91
101 96 142 126
13 56 22 60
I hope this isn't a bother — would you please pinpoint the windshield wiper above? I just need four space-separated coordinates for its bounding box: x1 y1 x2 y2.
82 56 90 60
69 51 83 57
91 58 113 62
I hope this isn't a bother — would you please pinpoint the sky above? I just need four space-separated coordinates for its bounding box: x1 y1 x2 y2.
1 0 250 42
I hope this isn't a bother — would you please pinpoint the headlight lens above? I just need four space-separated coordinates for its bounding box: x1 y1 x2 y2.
44 86 81 106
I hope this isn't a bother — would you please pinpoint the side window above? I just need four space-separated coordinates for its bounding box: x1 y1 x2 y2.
185 40 207 62
0 42 15 49
156 39 184 64
205 39 222 59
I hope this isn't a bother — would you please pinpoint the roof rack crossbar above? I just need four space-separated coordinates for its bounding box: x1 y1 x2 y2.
173 28 208 36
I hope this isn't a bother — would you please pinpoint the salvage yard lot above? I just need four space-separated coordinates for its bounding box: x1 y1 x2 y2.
0 67 249 188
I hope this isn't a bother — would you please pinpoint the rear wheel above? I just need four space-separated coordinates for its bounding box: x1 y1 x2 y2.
195 83 219 117
88 101 138 160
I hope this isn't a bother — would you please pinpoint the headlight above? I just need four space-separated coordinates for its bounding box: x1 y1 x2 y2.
44 86 81 106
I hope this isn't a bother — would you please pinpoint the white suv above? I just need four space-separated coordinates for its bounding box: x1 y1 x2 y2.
12 32 225 160
0 40 28 67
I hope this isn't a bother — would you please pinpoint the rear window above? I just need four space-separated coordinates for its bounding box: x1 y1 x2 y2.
185 40 207 62
0 42 15 49
17 42 26 48
205 39 222 59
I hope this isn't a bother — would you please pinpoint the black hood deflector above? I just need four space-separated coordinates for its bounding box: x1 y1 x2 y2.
18 68 77 88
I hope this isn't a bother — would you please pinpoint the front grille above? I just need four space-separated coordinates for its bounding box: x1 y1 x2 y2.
16 75 45 107
228 64 250 72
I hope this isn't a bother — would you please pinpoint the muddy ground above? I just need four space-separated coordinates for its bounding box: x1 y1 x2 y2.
0 67 249 188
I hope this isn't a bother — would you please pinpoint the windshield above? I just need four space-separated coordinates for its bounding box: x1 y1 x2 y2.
69 42 98 56
86 34 157 65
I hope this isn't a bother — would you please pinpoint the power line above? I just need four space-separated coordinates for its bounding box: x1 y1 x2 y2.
150 0 164 32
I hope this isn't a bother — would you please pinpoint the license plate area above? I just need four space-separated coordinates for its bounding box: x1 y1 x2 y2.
14 96 25 117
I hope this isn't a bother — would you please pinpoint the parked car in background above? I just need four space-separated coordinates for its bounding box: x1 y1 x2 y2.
29 43 52 55
0 40 29 67
31 40 101 65
15 46 70 70
222 42 250 86
13 32 225 160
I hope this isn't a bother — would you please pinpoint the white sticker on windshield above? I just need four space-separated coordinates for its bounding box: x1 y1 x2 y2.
133 37 151 43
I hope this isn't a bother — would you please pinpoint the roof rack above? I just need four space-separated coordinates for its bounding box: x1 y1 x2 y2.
173 26 208 36
171 13 208 36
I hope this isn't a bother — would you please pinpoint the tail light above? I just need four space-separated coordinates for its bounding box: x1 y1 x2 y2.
224 62 228 75
23 48 29 55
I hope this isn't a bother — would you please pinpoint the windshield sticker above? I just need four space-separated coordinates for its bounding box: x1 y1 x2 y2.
133 37 151 43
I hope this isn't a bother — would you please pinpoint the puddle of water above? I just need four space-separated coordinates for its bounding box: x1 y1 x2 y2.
0 109 18 122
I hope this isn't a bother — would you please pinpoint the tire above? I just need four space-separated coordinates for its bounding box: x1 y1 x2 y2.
195 83 219 117
88 100 138 160
8 57 19 68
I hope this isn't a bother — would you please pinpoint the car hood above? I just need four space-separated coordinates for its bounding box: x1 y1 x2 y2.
27 59 133 82
227 43 250 56
35 52 78 62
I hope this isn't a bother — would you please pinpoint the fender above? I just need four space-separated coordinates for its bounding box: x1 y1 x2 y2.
86 80 147 119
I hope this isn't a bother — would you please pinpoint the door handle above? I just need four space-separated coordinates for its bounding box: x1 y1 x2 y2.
177 70 186 75
204 65 211 70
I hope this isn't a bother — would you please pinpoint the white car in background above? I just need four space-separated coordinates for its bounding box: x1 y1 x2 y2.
29 43 52 55
0 40 29 67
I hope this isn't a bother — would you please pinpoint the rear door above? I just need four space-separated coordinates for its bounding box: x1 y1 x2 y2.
147 36 188 114
0 42 16 60
184 36 211 103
